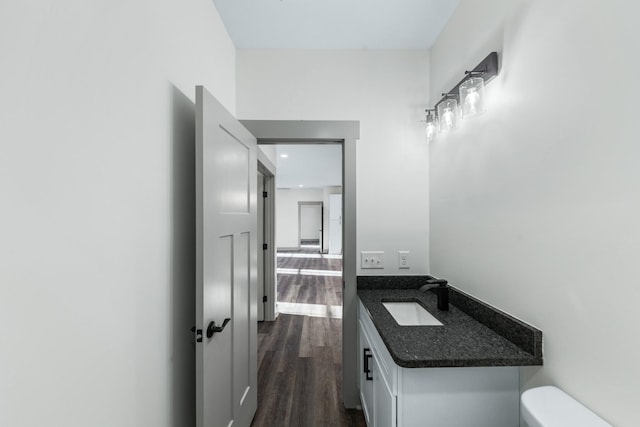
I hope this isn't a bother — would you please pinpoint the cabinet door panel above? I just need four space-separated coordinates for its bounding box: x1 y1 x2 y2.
359 321 374 426
373 355 396 427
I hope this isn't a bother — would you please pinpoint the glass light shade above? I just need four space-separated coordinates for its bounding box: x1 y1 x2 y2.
425 118 438 142
437 98 459 132
459 77 485 118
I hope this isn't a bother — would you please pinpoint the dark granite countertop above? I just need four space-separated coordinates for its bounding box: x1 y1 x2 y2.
357 276 543 369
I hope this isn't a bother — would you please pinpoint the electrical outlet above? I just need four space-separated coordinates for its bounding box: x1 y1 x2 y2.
398 251 410 269
361 251 384 269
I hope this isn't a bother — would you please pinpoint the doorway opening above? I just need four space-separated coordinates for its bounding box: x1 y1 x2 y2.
243 119 360 411
252 142 354 425
272 143 342 317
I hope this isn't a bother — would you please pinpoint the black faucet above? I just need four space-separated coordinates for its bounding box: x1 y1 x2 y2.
419 278 449 311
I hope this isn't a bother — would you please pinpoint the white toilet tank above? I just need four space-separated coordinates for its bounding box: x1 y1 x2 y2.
521 386 612 427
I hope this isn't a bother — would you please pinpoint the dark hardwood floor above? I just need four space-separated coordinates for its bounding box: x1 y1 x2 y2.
251 249 366 427
252 315 365 427
276 248 343 306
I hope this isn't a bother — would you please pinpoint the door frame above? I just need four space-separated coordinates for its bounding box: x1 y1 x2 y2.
241 120 360 409
328 193 343 255
258 150 277 322
298 201 323 248
257 172 265 321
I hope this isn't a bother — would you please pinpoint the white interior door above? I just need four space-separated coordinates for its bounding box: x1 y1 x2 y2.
196 86 257 427
298 202 322 245
329 194 342 255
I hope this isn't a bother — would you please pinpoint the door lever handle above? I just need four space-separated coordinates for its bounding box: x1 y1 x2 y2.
206 318 231 338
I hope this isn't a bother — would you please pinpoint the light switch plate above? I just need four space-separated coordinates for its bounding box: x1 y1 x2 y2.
361 251 384 269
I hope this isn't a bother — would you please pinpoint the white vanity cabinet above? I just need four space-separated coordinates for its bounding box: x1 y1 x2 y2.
358 300 520 427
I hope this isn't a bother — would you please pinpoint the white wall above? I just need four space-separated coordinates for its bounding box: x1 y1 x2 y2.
275 188 323 248
429 1 640 425
237 50 430 274
0 1 235 426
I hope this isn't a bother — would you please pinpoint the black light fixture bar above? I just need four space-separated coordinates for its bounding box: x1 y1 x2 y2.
433 52 499 113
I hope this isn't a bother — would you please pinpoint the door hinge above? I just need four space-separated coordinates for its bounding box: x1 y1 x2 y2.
262 296 267 303
263 191 268 198
191 326 203 343
263 243 268 250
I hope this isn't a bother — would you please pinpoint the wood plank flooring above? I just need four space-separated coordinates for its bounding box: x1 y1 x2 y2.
252 315 365 427
251 249 365 427
276 249 343 306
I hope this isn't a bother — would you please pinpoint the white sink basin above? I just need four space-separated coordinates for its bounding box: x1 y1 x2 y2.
382 301 443 326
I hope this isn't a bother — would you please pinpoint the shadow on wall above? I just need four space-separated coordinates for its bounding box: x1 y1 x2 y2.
170 84 196 427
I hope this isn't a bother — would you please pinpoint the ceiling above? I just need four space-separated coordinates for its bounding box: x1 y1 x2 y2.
275 144 342 189
212 0 460 49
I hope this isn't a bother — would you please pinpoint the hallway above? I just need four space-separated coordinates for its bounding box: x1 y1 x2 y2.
251 249 365 426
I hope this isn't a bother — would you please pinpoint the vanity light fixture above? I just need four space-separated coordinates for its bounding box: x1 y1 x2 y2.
425 52 499 140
